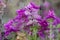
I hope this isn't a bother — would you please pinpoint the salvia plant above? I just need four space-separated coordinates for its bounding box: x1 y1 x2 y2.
4 2 60 40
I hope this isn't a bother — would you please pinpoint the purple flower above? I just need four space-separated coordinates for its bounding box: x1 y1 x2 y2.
4 2 41 36
4 20 13 30
37 27 49 39
4 15 28 36
39 20 48 27
38 31 45 38
53 17 60 26
25 2 40 9
37 19 49 38
45 10 56 20
44 9 60 26
22 2 41 34
16 9 25 15
30 2 40 9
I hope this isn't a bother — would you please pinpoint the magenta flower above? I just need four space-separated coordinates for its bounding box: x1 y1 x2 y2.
4 2 41 36
44 9 60 25
45 9 56 20
3 1 60 40
39 20 48 27
16 9 25 15
4 2 60 40
38 31 45 38
25 2 40 9
37 19 49 38
53 17 60 26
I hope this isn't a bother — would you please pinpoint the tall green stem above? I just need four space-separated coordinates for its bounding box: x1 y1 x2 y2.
33 27 37 40
49 23 53 40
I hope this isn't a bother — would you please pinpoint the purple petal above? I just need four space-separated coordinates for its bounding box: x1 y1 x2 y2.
30 2 40 9
45 10 56 20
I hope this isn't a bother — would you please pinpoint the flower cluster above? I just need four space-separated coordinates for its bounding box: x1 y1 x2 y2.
4 2 60 40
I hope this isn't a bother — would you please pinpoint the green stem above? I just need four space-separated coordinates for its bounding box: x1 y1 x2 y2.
49 23 53 40
33 29 37 40
29 25 38 40
33 26 38 40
